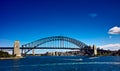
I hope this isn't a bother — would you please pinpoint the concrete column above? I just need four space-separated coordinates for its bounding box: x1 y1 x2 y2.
14 41 21 57
32 49 35 55
93 45 97 56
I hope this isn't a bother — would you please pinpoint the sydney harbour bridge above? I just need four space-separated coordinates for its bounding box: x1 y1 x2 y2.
0 36 97 56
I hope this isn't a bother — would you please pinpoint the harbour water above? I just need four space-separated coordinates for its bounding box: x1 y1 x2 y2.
0 56 120 71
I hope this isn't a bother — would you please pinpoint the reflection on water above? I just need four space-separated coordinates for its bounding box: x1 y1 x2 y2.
13 59 20 71
0 56 120 71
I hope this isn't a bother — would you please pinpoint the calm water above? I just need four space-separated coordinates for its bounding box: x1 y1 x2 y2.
0 56 120 71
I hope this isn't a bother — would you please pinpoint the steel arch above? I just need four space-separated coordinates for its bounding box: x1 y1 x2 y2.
22 36 88 48
22 36 88 54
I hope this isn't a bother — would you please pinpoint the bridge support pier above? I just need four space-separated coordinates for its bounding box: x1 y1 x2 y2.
93 45 97 56
13 41 21 57
32 49 35 55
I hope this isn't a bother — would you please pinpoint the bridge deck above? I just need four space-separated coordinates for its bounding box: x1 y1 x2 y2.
0 47 80 50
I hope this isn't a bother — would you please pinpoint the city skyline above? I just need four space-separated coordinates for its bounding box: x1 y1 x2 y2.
0 0 120 51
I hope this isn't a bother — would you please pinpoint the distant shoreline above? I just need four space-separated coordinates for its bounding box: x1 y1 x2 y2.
0 57 23 60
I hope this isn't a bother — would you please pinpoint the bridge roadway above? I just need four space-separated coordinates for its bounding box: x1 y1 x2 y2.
0 47 80 50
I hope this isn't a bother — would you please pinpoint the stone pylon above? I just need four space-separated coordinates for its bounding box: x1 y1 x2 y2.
14 41 21 57
93 45 97 56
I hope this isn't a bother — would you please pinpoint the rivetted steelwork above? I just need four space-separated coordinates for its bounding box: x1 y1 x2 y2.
22 36 88 48
22 36 88 54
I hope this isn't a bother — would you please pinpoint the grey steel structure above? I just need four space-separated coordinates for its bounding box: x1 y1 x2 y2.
0 36 97 56
22 36 88 54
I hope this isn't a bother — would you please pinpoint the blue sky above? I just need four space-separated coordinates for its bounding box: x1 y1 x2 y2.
0 0 120 51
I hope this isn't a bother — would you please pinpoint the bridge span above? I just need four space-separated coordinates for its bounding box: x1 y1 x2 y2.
0 47 80 49
0 36 97 56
